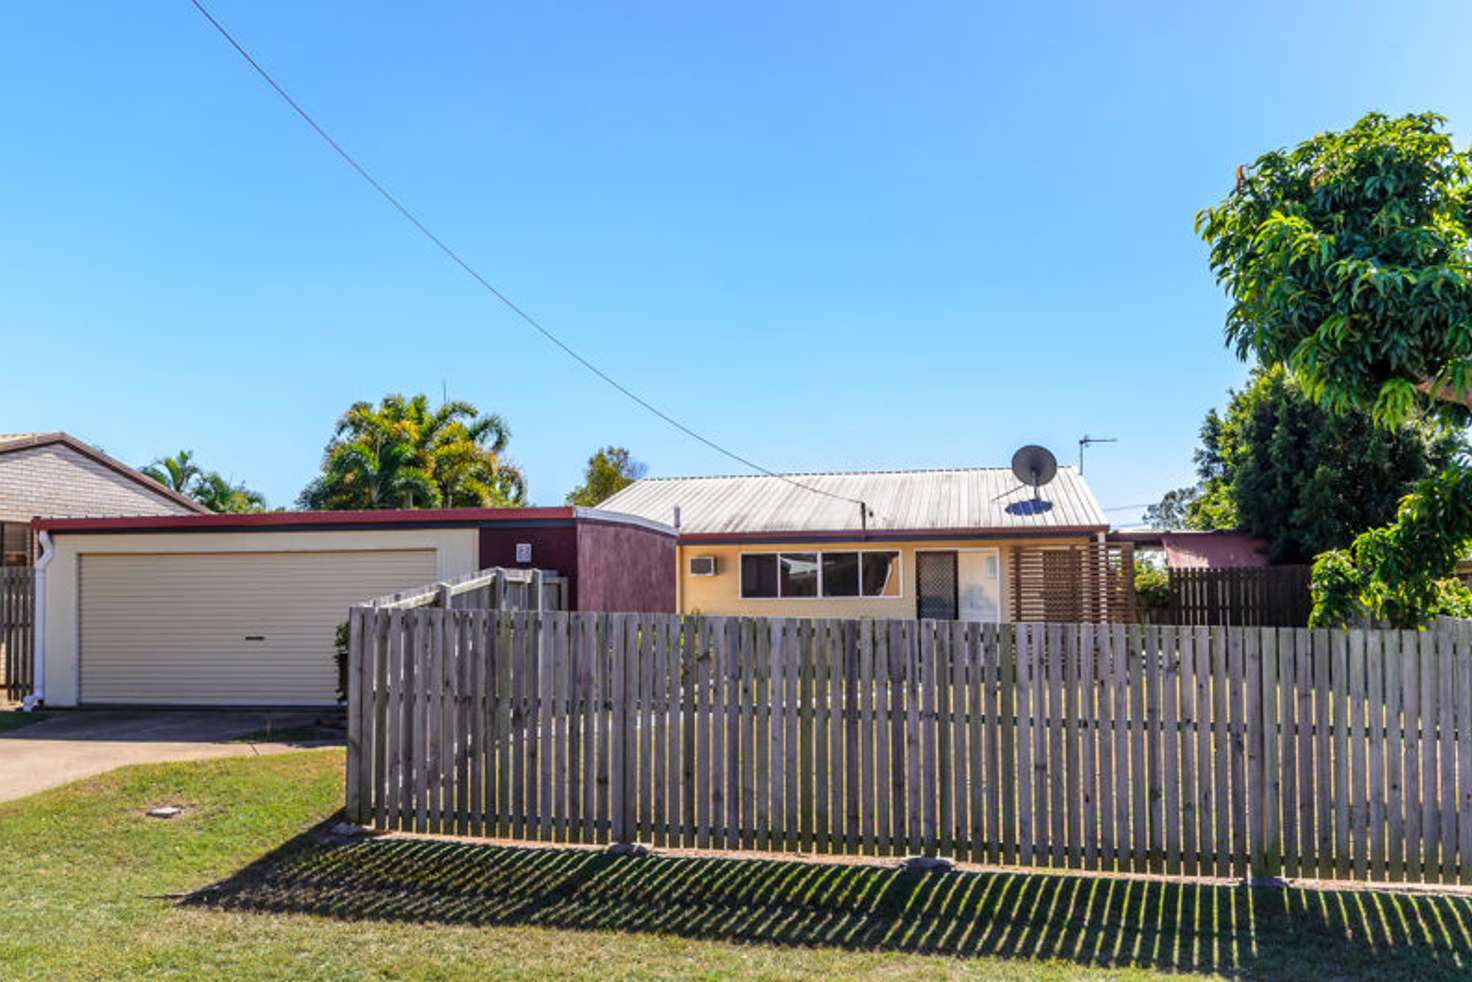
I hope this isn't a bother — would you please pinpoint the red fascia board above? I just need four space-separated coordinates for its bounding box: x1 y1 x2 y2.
676 525 1107 545
33 506 578 534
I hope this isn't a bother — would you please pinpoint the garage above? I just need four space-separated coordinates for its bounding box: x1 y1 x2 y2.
33 507 673 708
79 549 437 705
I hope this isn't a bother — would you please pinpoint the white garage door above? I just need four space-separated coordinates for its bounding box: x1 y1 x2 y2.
79 550 438 706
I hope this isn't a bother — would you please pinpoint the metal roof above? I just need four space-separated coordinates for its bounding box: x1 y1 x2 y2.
598 466 1108 537
1160 532 1270 569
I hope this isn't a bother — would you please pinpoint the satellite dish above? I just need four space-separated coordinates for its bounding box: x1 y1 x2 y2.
1010 444 1058 501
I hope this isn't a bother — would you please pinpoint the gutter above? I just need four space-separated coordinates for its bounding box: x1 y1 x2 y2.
22 530 52 711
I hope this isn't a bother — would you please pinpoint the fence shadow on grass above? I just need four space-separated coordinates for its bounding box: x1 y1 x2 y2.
185 820 1472 979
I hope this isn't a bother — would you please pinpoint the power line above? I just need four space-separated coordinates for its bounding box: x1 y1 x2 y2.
187 0 876 516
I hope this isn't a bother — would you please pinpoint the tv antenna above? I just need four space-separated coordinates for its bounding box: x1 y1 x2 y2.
1010 445 1058 501
1078 434 1117 474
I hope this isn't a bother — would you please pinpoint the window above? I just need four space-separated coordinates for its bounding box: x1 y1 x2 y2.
739 549 903 599
821 553 860 596
861 551 900 597
0 522 31 567
740 554 779 598
779 553 819 597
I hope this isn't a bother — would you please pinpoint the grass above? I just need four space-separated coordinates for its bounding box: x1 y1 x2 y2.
2 751 1470 980
0 709 51 734
227 724 344 746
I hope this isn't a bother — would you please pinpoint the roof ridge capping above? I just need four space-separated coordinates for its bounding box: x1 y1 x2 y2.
598 465 1105 535
633 463 1083 483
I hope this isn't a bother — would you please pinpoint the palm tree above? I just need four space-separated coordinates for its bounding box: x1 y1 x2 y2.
142 450 201 495
298 393 523 510
193 472 268 514
140 450 269 513
299 438 440 511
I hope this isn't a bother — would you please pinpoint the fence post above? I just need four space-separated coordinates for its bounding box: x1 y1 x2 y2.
531 569 545 613
1245 626 1284 883
609 614 630 844
345 605 366 823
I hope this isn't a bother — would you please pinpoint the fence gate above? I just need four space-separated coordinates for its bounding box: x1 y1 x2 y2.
1 568 35 701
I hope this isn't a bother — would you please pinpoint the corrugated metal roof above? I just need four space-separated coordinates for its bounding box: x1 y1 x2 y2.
598 466 1108 536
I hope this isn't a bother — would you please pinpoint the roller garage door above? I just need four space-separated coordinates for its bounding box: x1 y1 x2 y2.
79 549 437 705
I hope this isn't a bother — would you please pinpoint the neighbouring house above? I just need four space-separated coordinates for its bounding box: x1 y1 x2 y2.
0 431 206 566
1109 529 1270 570
32 506 673 707
598 465 1134 624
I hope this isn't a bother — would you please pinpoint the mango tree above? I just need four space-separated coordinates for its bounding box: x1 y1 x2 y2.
1197 111 1472 626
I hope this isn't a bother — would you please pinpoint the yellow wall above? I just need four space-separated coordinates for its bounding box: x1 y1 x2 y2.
677 536 1095 619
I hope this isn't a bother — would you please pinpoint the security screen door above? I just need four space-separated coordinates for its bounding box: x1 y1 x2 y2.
916 551 958 620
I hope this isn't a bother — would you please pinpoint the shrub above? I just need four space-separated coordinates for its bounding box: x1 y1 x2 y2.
1134 559 1172 622
333 621 350 704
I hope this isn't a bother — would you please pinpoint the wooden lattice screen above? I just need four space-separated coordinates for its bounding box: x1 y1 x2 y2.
1010 542 1135 623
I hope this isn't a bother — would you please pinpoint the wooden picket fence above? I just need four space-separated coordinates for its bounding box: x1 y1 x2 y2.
362 565 568 614
1 568 35 701
345 609 1472 885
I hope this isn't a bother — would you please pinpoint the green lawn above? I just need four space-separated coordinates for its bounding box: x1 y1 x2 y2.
1 751 1469 980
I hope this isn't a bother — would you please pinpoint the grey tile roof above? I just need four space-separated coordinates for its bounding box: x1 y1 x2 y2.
598 466 1108 536
0 432 209 514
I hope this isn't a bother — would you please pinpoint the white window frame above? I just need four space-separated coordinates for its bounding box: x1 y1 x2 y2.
737 548 905 600
913 547 1003 623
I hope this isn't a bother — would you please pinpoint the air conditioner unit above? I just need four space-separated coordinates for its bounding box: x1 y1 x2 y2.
688 555 717 577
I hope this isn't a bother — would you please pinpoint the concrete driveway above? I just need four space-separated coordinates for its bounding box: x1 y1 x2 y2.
0 710 342 804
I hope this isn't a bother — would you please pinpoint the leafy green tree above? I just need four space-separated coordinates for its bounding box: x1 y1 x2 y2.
1142 487 1199 530
299 393 527 510
1197 111 1472 625
141 450 268 513
1150 367 1458 562
565 446 647 506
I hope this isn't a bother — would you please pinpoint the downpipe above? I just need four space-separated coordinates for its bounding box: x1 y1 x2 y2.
21 530 51 711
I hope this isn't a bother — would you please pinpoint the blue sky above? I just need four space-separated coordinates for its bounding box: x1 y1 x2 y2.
4 2 1470 522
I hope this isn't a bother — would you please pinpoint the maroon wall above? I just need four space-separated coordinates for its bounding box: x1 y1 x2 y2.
479 525 580 605
478 517 674 612
576 520 676 613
